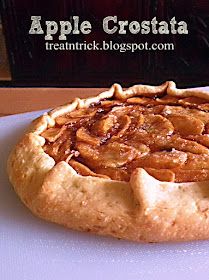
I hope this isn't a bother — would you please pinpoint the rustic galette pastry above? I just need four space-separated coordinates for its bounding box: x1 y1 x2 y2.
7 81 209 242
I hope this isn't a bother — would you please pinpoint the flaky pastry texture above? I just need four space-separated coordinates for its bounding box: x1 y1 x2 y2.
7 81 209 242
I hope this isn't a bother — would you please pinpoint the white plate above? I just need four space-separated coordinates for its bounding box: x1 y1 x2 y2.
1 105 209 280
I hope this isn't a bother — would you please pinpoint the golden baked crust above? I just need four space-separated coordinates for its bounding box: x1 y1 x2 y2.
7 81 209 242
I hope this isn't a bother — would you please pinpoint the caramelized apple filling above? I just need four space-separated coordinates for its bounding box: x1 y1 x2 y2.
42 95 209 183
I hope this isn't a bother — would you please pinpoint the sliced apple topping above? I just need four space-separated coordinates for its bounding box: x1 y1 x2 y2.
75 142 99 166
55 108 99 125
41 126 66 142
142 114 174 136
76 127 100 146
145 168 175 182
110 105 135 117
57 138 72 161
44 131 72 162
186 135 209 148
128 130 168 151
65 150 80 163
136 105 165 117
174 169 209 183
188 110 209 124
44 91 209 183
169 136 209 155
137 114 145 127
124 141 150 155
129 114 145 129
198 104 209 111
168 115 204 136
127 97 157 105
69 159 109 179
92 115 118 137
98 143 138 168
100 100 123 107
95 167 130 182
156 96 179 105
181 154 209 170
68 107 98 118
162 105 189 116
77 142 138 169
130 150 187 170
112 115 131 139
55 116 78 126
162 106 209 124
179 97 208 107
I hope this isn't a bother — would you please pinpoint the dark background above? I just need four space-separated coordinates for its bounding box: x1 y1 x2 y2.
1 0 209 88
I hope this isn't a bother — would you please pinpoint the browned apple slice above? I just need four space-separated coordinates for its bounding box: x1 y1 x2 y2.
55 116 83 126
127 130 168 151
142 114 174 136
198 104 209 111
162 105 189 116
99 143 139 168
169 136 209 155
162 106 209 124
156 96 179 105
174 169 209 183
55 108 98 125
68 107 98 118
118 140 150 156
110 105 135 117
100 100 123 107
168 115 204 136
179 97 208 107
124 140 150 155
137 114 145 127
181 153 209 170
145 168 175 182
91 115 118 137
69 159 109 179
126 97 157 105
77 142 138 168
186 135 209 148
76 127 100 146
112 115 131 139
65 150 80 163
128 114 144 130
55 116 69 126
57 138 72 161
44 131 72 162
95 167 130 182
188 110 209 124
41 126 66 142
130 150 187 170
76 142 99 165
136 105 164 115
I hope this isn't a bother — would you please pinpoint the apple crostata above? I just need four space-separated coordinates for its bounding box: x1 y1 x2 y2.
7 81 209 242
